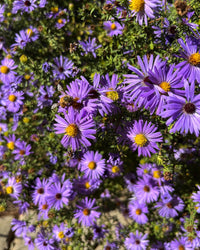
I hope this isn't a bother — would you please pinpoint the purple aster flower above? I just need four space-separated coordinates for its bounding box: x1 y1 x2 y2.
73 176 101 195
129 0 160 26
54 107 96 150
170 236 193 250
55 18 67 29
35 231 55 250
136 163 152 177
134 175 159 203
39 0 47 8
129 200 148 224
123 54 165 105
24 236 35 250
52 55 74 80
26 26 39 42
47 179 72 210
155 195 184 218
0 4 5 22
127 120 163 157
0 58 17 84
12 30 30 49
37 86 55 109
12 140 32 161
12 0 37 14
74 197 101 227
42 62 50 73
13 200 30 214
79 37 101 58
107 154 123 178
176 37 200 83
11 219 27 237
192 185 200 204
92 224 107 240
53 223 67 242
2 91 24 113
124 173 136 192
141 64 184 115
0 123 7 134
6 176 22 199
104 241 118 250
161 80 200 136
125 230 149 250
104 21 124 36
32 178 50 205
80 151 105 179
4 134 20 151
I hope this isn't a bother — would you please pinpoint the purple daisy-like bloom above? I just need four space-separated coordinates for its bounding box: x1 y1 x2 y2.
155 195 184 218
79 37 101 58
125 230 149 250
161 80 200 136
24 236 35 250
74 197 101 227
12 140 32 161
127 120 163 157
2 91 24 113
170 236 193 250
124 173 136 192
26 26 39 42
123 54 164 105
129 0 161 26
12 0 37 14
73 176 101 195
134 175 159 203
4 134 20 151
176 37 200 83
35 231 55 250
104 241 118 250
192 185 200 204
47 179 72 210
52 55 74 80
11 219 27 237
0 4 5 22
80 151 105 179
0 58 17 84
92 224 107 240
136 163 152 177
104 21 124 36
6 176 22 199
55 18 67 29
141 65 185 115
32 178 50 206
107 154 123 178
12 30 30 49
129 200 148 224
54 107 96 150
53 223 67 242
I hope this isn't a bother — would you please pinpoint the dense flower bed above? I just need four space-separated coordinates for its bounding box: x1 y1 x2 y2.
0 0 200 249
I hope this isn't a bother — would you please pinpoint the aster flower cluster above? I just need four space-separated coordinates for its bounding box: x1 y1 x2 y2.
0 0 200 249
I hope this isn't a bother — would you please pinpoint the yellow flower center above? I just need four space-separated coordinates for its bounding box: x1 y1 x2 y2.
0 66 9 74
189 52 200 66
58 231 64 239
23 117 30 123
51 7 59 13
8 94 16 102
112 165 120 173
42 204 48 210
153 170 161 179
0 205 5 212
129 0 145 12
135 209 142 215
0 127 2 132
159 81 171 92
134 134 148 147
27 29 34 37
106 90 119 101
65 124 79 137
58 19 63 24
88 161 96 170
111 23 117 30
143 169 148 174
24 74 31 80
83 208 90 216
85 182 91 189
6 186 13 194
178 246 185 250
19 150 25 155
7 141 15 150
